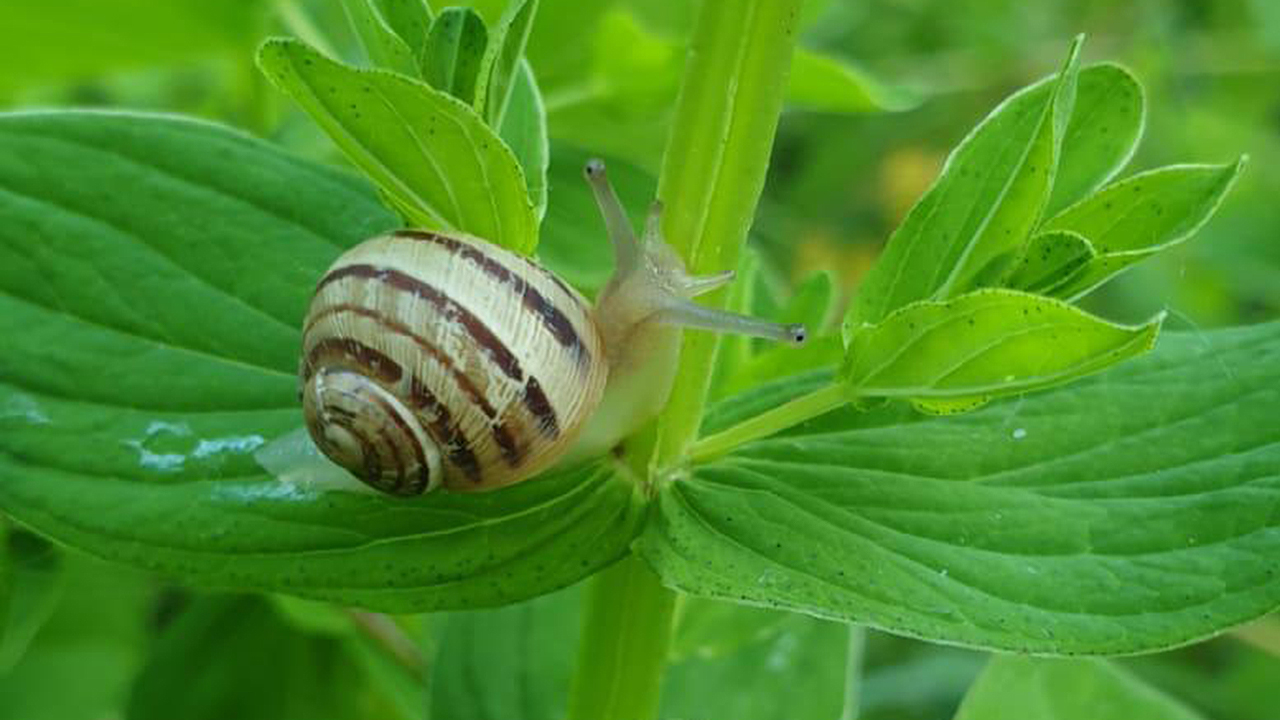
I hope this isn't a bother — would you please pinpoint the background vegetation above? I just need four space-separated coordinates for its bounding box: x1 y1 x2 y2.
0 1 1276 719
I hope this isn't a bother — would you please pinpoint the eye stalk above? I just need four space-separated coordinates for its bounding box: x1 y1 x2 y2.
584 158 808 359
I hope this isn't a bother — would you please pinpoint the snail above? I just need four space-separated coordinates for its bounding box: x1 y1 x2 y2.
294 160 805 496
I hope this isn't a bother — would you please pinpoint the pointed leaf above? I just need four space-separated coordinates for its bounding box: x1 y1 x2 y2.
954 657 1203 720
1042 160 1245 299
421 6 488 102
1045 63 1145 217
475 0 539 128
0 111 641 612
499 60 548 221
787 47 920 113
1005 230 1096 294
640 321 1280 653
847 38 1081 327
843 289 1161 402
258 38 538 254
342 0 419 76
371 0 434 63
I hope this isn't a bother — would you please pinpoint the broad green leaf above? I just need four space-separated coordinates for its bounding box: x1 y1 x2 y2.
1005 230 1096 294
0 111 643 612
0 554 151 720
500 61 549 221
475 0 539 128
372 0 435 63
0 0 263 94
429 585 579 720
0 529 63 671
421 6 489 102
787 47 920 114
126 595 375 720
1042 160 1246 300
258 38 539 254
639 321 1280 653
847 39 1081 327
343 0 420 76
954 657 1203 720
843 289 1161 403
1045 63 1145 217
662 613 852 720
670 597 789 661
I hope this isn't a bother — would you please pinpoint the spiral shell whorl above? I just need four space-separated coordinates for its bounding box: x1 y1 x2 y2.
303 367 442 495
300 230 608 493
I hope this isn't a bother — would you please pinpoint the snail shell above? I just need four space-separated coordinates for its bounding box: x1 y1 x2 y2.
301 230 607 495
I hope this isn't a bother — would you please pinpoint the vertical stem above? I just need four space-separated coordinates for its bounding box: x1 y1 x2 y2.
565 2 803 718
840 626 867 720
652 0 806 468
566 554 677 720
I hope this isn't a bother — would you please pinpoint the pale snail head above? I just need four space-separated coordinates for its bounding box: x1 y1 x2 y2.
297 160 805 496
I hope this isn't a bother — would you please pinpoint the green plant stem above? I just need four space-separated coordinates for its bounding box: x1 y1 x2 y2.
565 554 677 720
651 0 806 469
689 383 851 463
566 2 803 717
840 626 867 720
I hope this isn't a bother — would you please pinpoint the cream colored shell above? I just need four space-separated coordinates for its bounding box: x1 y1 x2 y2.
300 230 607 494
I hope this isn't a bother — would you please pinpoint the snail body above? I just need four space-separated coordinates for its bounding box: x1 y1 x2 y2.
300 160 804 495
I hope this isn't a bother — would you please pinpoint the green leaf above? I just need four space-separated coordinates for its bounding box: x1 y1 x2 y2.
371 0 435 63
843 289 1161 404
257 38 539 254
1045 63 1145 217
429 586 579 720
0 0 263 94
780 270 838 333
639 321 1280 653
1041 160 1246 300
653 0 806 463
500 61 549 221
847 38 1082 327
0 554 151 720
662 613 852 720
787 47 920 114
475 0 539 128
670 597 790 662
0 111 643 612
1005 230 1096 294
954 657 1203 720
0 529 63 671
126 595 374 720
342 0 420 76
421 6 489 102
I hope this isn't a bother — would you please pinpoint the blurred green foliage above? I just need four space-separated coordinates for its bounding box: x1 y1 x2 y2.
0 1 1276 719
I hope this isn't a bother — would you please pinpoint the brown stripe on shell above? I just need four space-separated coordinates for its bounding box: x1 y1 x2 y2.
408 376 482 483
394 230 592 366
315 264 562 441
304 337 403 384
306 303 526 468
305 303 499 419
491 422 522 466
365 388 432 495
523 376 560 437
